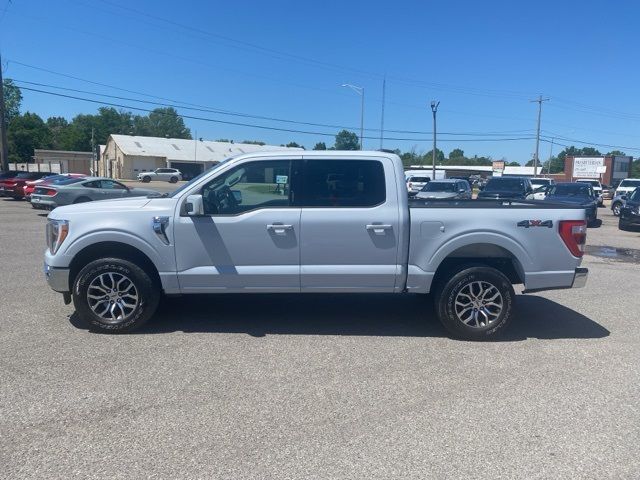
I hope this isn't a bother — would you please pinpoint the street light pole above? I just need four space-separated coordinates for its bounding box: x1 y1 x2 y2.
530 94 549 177
342 84 364 150
430 101 440 180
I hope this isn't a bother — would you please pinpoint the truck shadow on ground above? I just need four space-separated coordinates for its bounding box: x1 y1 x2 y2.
69 293 610 341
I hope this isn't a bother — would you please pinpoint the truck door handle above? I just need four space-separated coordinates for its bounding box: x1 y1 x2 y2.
267 224 293 234
366 224 392 234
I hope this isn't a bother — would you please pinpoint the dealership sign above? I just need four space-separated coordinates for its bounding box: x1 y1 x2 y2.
573 157 606 178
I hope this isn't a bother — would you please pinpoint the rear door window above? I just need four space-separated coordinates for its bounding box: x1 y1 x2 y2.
297 160 385 207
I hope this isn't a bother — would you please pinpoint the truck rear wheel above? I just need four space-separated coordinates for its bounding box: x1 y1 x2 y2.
435 266 514 340
72 257 160 333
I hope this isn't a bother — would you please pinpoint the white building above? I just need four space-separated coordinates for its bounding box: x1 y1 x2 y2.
101 135 302 180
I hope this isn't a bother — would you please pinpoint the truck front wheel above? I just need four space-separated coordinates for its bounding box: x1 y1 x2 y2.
435 266 514 340
72 257 160 333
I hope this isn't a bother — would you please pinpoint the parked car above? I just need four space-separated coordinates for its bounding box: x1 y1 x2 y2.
610 192 628 216
576 179 603 207
137 168 182 183
406 175 430 195
614 178 640 198
0 170 19 180
44 151 588 339
544 182 598 226
476 176 534 200
414 179 472 200
31 177 158 209
0 172 52 198
601 184 613 200
618 187 640 231
24 173 87 201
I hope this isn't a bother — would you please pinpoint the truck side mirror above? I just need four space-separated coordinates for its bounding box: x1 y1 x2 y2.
185 194 204 216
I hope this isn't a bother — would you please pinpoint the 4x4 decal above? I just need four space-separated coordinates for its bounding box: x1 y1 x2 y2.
517 220 553 228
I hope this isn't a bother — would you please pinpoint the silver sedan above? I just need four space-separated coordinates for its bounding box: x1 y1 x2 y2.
30 177 159 209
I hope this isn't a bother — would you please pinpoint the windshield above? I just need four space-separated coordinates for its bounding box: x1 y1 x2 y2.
549 184 591 196
530 179 551 187
409 177 430 183
629 188 640 201
484 178 525 192
168 157 235 198
619 179 640 188
14 172 33 178
422 182 456 192
577 180 600 186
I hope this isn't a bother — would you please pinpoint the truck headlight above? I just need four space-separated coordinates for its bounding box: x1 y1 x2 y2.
46 219 69 254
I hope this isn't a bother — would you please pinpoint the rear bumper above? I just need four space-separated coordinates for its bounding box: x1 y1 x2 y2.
522 267 588 293
44 263 70 293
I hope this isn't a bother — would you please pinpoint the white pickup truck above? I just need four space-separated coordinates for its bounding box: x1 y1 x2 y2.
44 151 588 340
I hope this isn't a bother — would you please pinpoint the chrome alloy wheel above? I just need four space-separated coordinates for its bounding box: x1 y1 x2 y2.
454 281 503 328
86 272 139 323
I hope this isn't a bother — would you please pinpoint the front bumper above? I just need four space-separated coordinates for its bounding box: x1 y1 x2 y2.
44 263 70 293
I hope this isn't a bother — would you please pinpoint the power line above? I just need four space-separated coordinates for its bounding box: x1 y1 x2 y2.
11 78 536 137
17 85 539 143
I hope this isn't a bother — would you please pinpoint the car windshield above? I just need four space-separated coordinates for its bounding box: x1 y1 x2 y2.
422 182 456 192
168 157 235 198
629 188 640 202
484 178 525 192
531 179 551 187
578 180 600 186
14 172 33 178
619 180 640 188
549 184 591 196
409 177 430 183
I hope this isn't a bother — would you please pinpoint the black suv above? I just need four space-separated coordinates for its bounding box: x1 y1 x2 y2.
477 176 534 200
619 187 640 231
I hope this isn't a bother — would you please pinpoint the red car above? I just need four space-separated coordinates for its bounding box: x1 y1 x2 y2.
0 172 52 199
23 173 87 200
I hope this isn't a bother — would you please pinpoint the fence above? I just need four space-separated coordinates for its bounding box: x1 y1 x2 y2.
10 162 62 174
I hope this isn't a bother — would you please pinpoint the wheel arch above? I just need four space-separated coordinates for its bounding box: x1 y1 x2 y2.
431 243 526 292
69 241 161 292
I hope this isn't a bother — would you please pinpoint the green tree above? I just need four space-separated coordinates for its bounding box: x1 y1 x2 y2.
241 140 266 145
286 141 304 149
313 142 327 150
606 150 625 157
334 130 359 150
631 159 640 177
423 148 445 164
46 117 71 150
507 161 520 166
448 148 464 159
7 112 51 162
580 147 601 156
2 79 22 125
134 107 191 139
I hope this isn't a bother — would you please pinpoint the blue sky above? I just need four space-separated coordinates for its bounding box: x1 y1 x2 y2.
1 0 639 163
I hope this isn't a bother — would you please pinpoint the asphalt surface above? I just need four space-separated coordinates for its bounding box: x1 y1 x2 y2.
1 196 638 479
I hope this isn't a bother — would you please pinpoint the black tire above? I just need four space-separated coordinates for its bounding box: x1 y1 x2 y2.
618 217 629 231
142 176 151 183
74 196 91 204
434 266 515 341
72 257 160 333
169 176 178 184
612 202 622 216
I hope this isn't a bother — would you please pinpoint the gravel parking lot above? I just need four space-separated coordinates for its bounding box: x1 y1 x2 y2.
1 197 638 479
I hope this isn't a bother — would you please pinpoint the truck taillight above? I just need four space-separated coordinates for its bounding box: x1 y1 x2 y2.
559 220 586 257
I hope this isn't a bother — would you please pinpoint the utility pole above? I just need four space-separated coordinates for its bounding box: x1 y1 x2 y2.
90 128 96 175
341 84 364 150
379 76 386 150
0 52 9 172
530 95 549 177
430 100 440 180
547 137 555 176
